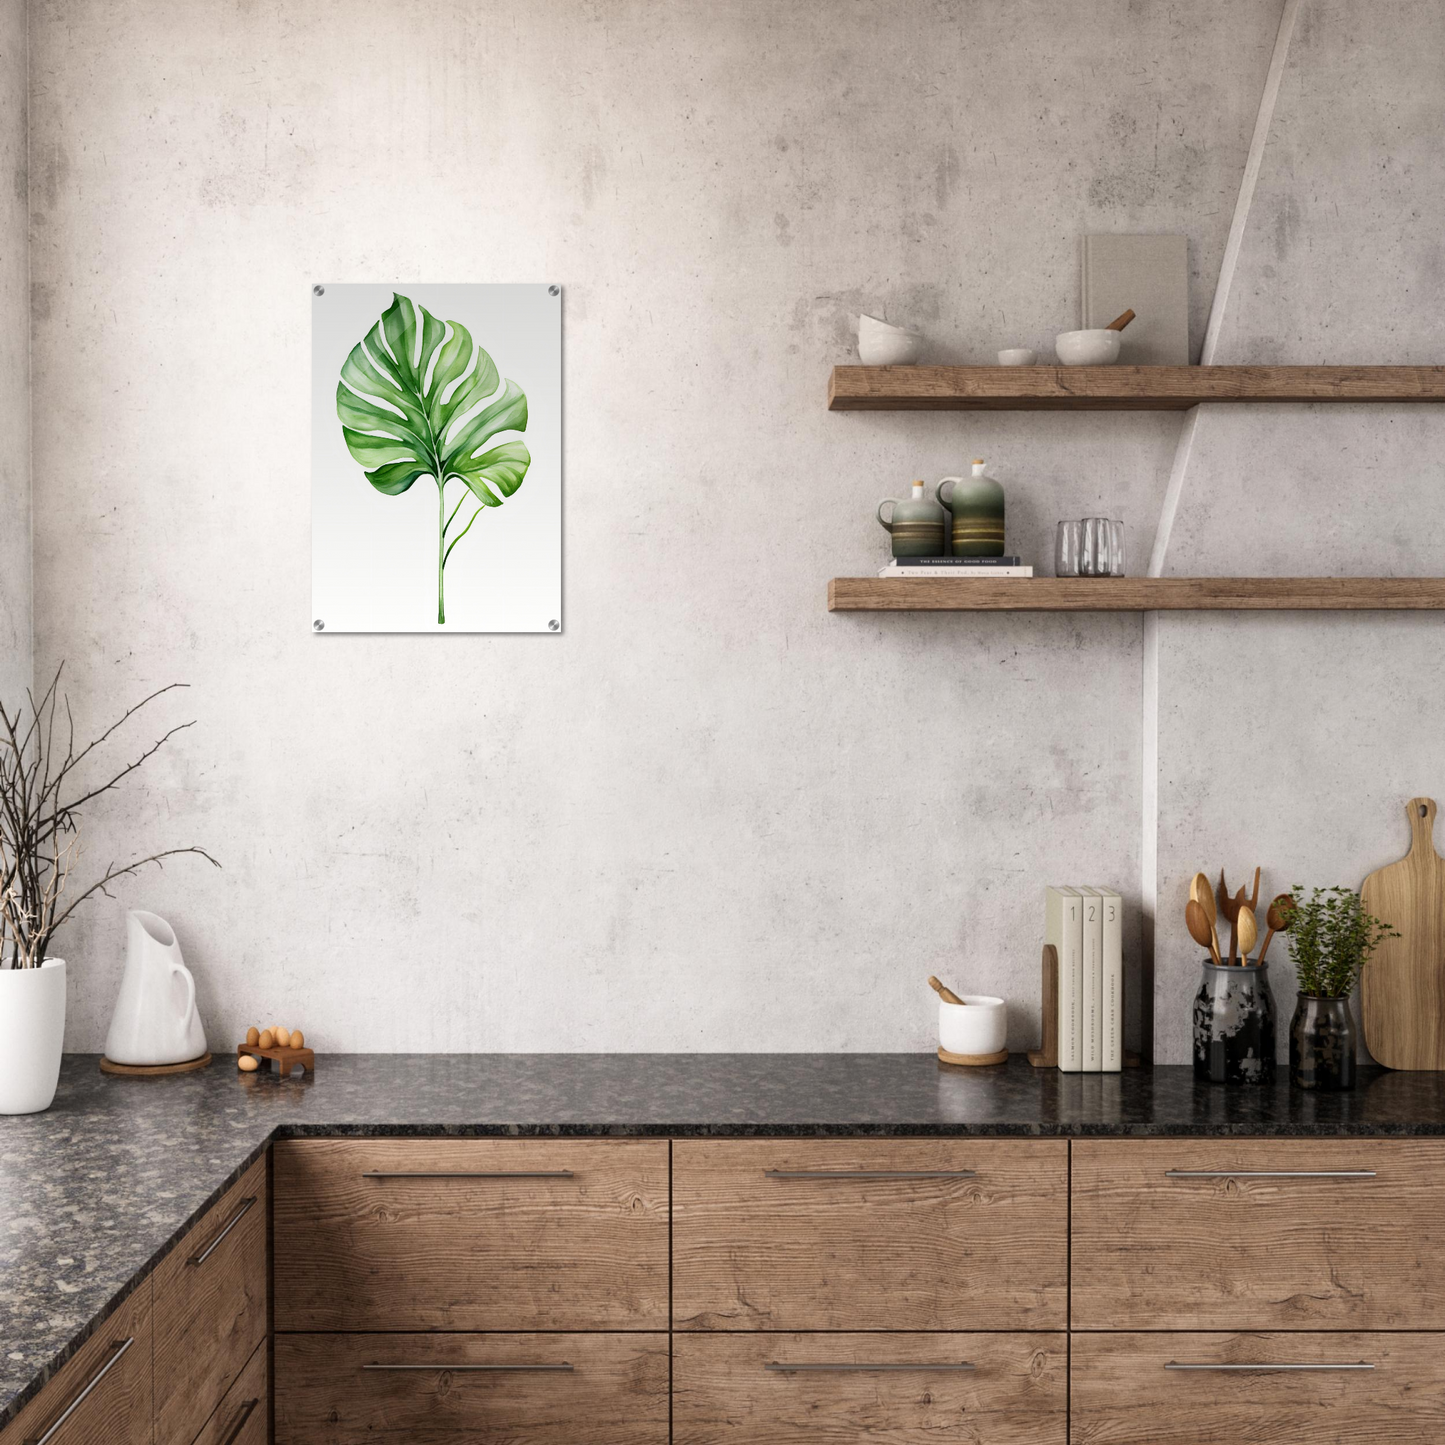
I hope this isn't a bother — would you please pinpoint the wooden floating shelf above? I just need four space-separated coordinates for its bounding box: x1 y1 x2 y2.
828 577 1445 612
827 364 1445 411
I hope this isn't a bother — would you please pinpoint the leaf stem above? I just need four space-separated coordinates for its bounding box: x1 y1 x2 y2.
437 478 447 624
443 502 485 568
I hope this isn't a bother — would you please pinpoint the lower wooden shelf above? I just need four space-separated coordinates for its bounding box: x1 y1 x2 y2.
828 577 1445 612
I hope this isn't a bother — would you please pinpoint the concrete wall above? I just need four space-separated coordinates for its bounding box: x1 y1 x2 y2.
0 0 27 708
25 0 1432 1060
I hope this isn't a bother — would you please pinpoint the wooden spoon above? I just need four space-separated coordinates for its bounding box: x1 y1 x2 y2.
1186 899 1223 966
1248 867 1261 910
1227 885 1249 964
1190 873 1222 959
928 976 966 1006
1236 904 1259 964
1105 308 1136 332
1217 870 1242 924
1256 893 1294 965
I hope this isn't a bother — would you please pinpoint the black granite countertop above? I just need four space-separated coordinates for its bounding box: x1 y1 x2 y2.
6 1052 1445 1426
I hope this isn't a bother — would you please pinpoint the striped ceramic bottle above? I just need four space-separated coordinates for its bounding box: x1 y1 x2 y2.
936 459 1006 557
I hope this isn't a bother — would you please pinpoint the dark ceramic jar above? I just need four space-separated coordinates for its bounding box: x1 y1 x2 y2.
1193 959 1276 1085
1289 995 1358 1091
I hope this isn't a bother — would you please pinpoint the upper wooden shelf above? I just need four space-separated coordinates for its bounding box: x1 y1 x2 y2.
827 365 1445 411
828 577 1445 612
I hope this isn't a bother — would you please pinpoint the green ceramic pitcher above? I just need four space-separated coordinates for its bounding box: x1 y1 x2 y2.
877 481 946 558
936 460 1005 556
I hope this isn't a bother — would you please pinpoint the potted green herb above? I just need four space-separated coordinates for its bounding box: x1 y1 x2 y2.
1281 886 1398 1091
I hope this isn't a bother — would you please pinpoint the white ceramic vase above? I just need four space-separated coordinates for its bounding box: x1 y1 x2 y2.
104 911 207 1066
0 958 67 1114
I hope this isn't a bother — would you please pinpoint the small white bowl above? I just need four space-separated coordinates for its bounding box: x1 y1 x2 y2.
997 348 1036 367
858 313 923 366
1055 329 1121 366
938 995 1007 1056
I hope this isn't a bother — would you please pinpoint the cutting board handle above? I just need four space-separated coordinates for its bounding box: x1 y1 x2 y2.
1407 797 1439 857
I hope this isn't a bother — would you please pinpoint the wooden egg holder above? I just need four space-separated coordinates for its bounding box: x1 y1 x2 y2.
237 1043 315 1075
1028 943 1142 1069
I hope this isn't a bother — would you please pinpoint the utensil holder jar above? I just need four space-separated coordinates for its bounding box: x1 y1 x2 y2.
1193 959 1276 1085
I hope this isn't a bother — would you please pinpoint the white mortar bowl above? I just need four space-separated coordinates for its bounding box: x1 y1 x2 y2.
938 995 1007 1056
1055 329 1121 366
858 314 924 365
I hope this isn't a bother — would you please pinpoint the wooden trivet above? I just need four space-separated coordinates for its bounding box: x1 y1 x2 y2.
937 1046 1009 1067
1028 942 1142 1068
100 1052 212 1076
237 1043 315 1075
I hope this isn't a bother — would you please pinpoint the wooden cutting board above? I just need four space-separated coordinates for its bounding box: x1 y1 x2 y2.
1361 797 1445 1069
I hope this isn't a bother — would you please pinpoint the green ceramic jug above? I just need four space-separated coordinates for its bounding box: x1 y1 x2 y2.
877 481 946 558
936 459 1005 556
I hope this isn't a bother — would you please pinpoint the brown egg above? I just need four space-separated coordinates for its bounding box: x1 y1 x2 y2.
237 1054 260 1072
257 1028 274 1050
273 1026 291 1048
245 1026 260 1047
289 1029 304 1049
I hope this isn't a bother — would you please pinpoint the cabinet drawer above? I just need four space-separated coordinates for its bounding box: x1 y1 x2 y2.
673 1139 1067 1329
154 1153 268 1445
0 1283 151 1445
274 1138 668 1330
674 1332 1066 1444
192 1338 266 1445
1071 1139 1445 1328
1071 1332 1445 1444
275 1332 668 1444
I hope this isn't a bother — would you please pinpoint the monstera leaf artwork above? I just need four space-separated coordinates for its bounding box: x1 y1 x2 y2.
336 293 530 623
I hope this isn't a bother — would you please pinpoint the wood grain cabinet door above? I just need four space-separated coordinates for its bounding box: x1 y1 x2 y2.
673 1333 1067 1445
153 1153 268 1445
273 1138 669 1330
1071 1332 1445 1444
0 1282 151 1445
190 1339 266 1445
673 1139 1068 1329
1071 1139 1445 1329
274 1332 669 1444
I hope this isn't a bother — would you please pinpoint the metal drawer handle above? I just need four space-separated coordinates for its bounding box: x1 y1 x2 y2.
188 1196 257 1266
361 1171 575 1179
766 1362 975 1373
362 1363 574 1372
1164 1170 1376 1180
218 1397 260 1445
763 1170 977 1180
23 1338 134 1445
1166 1361 1374 1372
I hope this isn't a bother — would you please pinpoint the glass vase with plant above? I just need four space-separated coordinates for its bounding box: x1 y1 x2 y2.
1281 885 1398 1091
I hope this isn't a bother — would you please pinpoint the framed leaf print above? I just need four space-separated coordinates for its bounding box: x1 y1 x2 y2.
312 283 561 632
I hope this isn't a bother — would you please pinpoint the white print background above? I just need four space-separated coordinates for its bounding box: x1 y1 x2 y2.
311 283 562 632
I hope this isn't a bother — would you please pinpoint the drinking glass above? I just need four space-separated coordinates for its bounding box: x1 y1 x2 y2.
1054 521 1082 577
1109 519 1126 577
1080 517 1111 577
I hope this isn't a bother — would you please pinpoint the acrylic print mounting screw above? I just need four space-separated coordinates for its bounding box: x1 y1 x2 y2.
313 619 325 631
313 284 325 296
334 293 531 625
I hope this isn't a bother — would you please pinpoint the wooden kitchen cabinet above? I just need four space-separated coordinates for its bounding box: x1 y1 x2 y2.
0 1282 152 1445
672 1139 1068 1329
189 1339 266 1445
1071 1139 1445 1329
152 1154 268 1445
274 1331 669 1444
1070 1331 1445 1444
673 1332 1067 1444
273 1138 669 1331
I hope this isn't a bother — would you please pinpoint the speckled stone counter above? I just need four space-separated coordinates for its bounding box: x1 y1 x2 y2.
6 1052 1445 1426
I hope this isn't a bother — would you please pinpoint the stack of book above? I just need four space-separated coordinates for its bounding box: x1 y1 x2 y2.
1045 886 1123 1072
879 557 1033 578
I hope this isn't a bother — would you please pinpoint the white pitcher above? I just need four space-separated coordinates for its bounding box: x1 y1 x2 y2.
104 911 208 1065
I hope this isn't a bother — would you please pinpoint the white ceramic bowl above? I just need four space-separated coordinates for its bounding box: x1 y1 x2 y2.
1054 329 1121 366
997 348 1036 366
858 314 924 366
938 995 1007 1056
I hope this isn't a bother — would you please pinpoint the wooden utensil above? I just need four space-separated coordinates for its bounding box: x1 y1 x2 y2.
1361 797 1445 1070
928 975 966 1006
1105 308 1136 331
1248 866 1261 910
1190 873 1222 959
1257 894 1294 965
1186 899 1222 966
1236 904 1258 963
1217 870 1242 923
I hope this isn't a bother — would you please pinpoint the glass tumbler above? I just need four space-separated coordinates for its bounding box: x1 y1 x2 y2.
1109 519 1126 577
1054 521 1082 577
1080 517 1111 576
